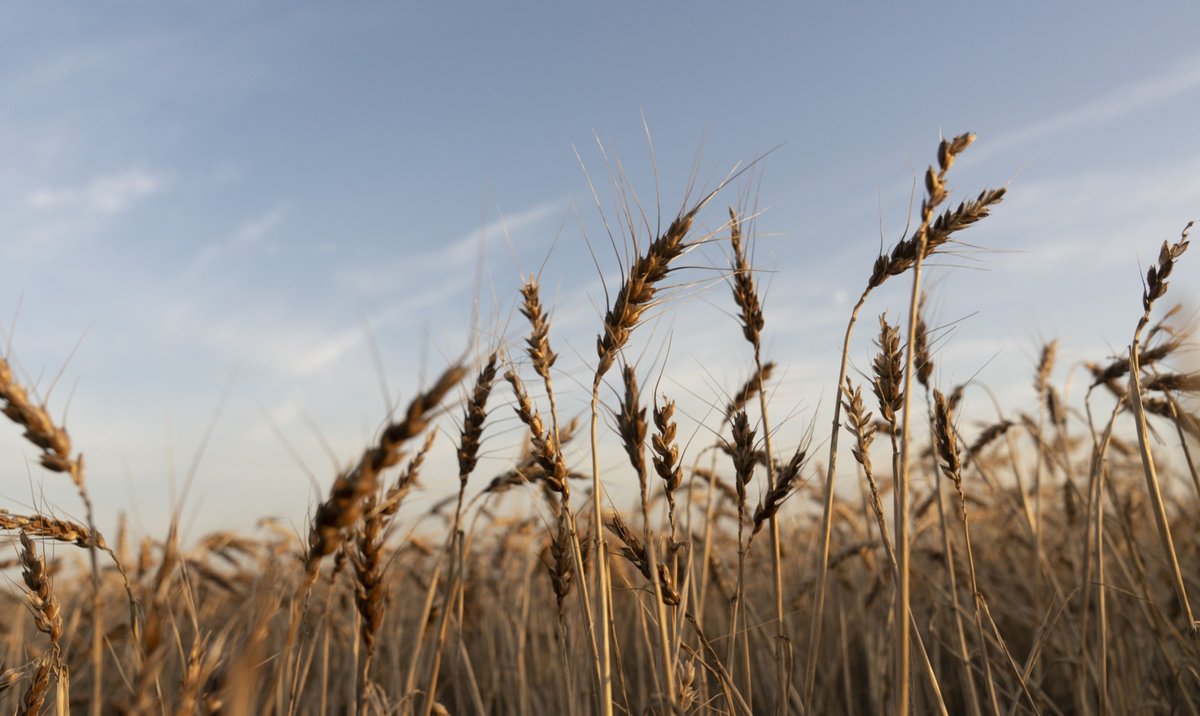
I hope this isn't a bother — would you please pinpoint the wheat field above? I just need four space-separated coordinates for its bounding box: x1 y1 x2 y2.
1 134 1198 715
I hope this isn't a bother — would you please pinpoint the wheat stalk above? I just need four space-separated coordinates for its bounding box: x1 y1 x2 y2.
933 390 1001 716
1127 223 1197 634
805 133 1004 709
588 179 730 716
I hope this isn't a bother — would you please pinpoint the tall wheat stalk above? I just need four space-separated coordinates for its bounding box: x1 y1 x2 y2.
420 353 498 716
590 176 732 715
518 276 602 697
725 207 791 713
1127 224 1197 633
616 364 677 706
805 132 1005 710
933 391 1001 716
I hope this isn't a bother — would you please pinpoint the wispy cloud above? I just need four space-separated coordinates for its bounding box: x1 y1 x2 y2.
336 199 566 296
26 167 166 215
199 317 365 378
979 54 1200 160
179 274 472 380
982 152 1200 272
188 204 288 274
230 205 287 245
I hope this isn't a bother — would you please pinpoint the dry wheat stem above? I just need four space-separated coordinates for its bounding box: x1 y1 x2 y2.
806 133 1004 711
894 133 981 716
504 363 603 693
1125 224 1197 636
934 390 1002 716
590 187 725 716
727 206 789 714
617 364 678 707
520 274 598 666
352 501 385 716
6 133 1200 715
724 410 755 683
924 392 984 716
454 352 499 530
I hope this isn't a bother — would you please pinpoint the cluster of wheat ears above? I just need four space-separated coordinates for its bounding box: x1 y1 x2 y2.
1 134 1198 715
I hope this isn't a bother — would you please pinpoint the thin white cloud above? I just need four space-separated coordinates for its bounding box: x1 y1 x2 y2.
445 200 564 264
337 199 565 296
983 152 1200 272
200 318 364 378
230 205 286 245
189 204 288 273
980 54 1200 160
27 167 165 215
182 273 473 380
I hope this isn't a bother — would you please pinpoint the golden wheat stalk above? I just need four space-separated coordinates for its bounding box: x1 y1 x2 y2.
805 133 1004 709
1126 224 1197 635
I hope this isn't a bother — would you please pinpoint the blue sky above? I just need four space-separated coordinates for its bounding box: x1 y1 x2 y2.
1 3 1198 540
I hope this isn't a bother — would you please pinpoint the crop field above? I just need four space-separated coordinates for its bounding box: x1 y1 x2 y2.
0 133 1198 716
